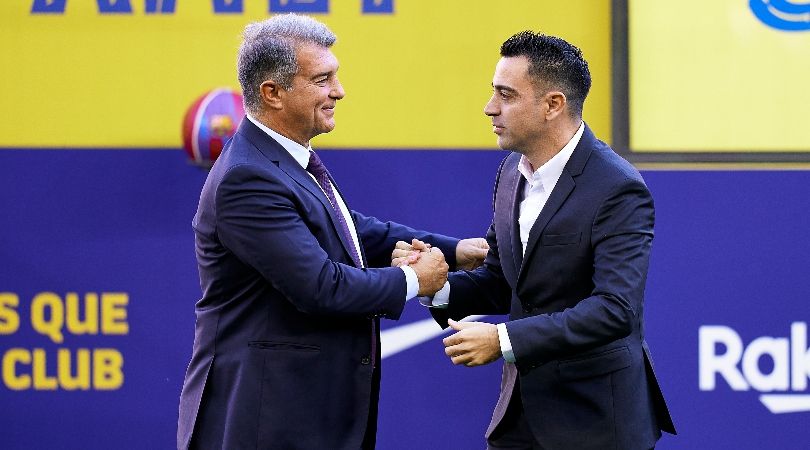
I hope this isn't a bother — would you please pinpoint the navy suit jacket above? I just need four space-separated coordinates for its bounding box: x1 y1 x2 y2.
435 125 675 449
177 119 458 450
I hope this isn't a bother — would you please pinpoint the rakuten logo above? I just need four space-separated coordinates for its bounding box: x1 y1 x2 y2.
699 322 810 414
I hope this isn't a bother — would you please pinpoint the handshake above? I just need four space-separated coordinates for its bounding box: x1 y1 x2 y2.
391 238 489 297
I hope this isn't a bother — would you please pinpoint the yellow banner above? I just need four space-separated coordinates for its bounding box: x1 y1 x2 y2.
630 0 810 152
0 1 611 148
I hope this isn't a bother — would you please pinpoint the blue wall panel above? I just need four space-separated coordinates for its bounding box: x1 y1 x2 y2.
1 149 809 449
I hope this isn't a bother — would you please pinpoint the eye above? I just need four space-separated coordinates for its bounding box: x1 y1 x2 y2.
493 88 511 101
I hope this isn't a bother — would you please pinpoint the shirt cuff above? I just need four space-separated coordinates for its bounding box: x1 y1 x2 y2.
497 323 515 363
416 281 450 308
400 265 419 300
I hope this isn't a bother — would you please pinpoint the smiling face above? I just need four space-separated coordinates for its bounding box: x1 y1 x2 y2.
276 42 345 146
484 56 549 155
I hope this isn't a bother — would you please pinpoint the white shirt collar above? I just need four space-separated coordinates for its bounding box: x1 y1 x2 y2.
517 122 585 191
246 114 312 169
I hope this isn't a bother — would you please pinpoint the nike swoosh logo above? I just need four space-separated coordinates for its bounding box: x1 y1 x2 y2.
380 315 488 359
760 394 810 413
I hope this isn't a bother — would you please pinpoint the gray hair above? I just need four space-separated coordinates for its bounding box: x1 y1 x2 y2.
237 14 336 114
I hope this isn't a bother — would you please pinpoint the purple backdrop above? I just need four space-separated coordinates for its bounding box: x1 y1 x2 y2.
1 148 808 449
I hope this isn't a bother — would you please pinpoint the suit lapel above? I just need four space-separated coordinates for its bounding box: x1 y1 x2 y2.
517 124 596 284
518 172 575 283
238 119 361 266
494 154 523 281
281 161 361 267
510 174 525 274
328 174 367 266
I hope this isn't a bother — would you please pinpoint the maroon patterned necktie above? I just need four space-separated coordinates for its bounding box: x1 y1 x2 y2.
306 150 362 267
306 150 377 367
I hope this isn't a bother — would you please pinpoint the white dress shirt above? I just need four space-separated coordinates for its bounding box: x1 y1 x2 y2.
430 122 584 362
246 114 419 300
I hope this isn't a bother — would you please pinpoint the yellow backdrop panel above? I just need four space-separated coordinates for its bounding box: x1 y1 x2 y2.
630 0 810 152
0 1 611 148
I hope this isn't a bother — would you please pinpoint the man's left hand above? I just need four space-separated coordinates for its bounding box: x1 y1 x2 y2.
455 238 489 271
443 319 501 367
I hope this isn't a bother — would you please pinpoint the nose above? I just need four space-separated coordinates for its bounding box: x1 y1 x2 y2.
331 76 345 100
484 94 498 116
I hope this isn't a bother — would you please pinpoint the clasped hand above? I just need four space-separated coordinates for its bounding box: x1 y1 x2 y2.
391 239 499 367
391 237 489 296
391 239 448 296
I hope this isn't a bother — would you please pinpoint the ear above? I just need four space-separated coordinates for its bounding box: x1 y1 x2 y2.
259 80 284 110
544 91 567 120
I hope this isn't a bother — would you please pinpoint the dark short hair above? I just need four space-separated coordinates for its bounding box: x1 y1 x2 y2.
500 31 591 117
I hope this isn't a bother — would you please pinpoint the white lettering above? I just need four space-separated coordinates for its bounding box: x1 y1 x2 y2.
700 322 810 393
742 336 789 391
699 325 749 391
791 322 810 391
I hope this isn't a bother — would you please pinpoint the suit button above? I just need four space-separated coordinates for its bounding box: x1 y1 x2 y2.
360 356 371 365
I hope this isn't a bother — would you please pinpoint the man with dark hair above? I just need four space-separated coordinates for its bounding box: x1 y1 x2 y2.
176 14 488 450
395 31 675 449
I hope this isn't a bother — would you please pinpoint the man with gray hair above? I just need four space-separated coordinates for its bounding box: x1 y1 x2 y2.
176 14 488 449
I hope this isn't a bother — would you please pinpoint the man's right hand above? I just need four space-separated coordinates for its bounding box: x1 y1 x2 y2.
391 239 431 267
409 244 448 296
